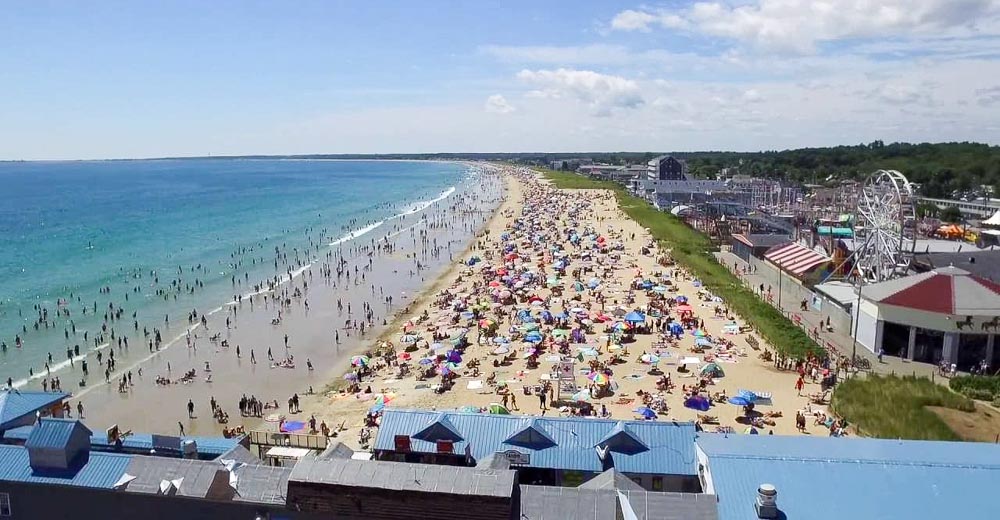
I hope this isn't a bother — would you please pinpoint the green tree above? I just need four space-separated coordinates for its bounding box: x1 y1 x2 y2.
940 206 963 223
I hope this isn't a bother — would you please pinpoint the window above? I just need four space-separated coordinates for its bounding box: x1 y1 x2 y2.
652 476 664 492
0 492 11 517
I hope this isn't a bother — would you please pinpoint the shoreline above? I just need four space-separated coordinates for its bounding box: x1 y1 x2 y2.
67 165 505 436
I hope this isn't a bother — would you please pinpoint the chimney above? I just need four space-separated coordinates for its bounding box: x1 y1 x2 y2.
755 483 779 519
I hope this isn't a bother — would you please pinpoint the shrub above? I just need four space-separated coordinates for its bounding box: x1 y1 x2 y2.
949 375 1000 400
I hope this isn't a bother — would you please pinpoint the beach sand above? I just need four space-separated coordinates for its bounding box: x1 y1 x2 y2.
298 166 835 449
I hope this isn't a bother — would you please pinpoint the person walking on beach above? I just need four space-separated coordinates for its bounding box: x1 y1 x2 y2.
795 375 805 396
538 389 547 412
178 421 185 436
77 401 84 419
187 399 195 418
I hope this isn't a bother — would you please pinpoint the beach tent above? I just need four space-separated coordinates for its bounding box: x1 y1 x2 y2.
684 395 711 411
488 403 510 415
700 363 725 377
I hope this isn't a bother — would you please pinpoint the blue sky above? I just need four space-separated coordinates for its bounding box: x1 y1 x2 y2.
2 1 1000 159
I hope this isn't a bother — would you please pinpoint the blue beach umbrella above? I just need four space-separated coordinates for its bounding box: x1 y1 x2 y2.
624 311 646 323
727 396 753 407
634 407 657 419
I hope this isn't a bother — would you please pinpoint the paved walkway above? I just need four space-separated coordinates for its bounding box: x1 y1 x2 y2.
714 250 939 380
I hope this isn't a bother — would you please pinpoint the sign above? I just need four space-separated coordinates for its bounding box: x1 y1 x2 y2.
502 449 531 466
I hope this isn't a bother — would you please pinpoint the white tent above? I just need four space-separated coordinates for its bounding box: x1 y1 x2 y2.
983 209 1000 227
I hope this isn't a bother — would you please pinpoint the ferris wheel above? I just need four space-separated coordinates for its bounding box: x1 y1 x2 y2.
849 169 917 284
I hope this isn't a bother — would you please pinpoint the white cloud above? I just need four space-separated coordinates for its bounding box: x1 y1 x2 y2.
611 1 1000 53
484 94 514 114
975 86 1000 106
516 68 644 113
611 8 686 31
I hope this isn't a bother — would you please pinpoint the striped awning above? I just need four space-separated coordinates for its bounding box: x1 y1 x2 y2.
764 242 830 276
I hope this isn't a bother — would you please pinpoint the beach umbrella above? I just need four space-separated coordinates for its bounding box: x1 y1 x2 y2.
493 336 510 344
488 403 510 415
551 328 569 338
418 357 436 365
634 407 657 419
588 372 610 385
728 396 753 407
491 345 511 355
588 277 601 288
400 334 421 343
624 311 646 323
640 353 660 365
579 348 599 357
397 352 412 361
488 280 501 288
458 405 480 414
611 322 627 332
676 296 688 303
343 372 359 382
695 338 713 347
684 395 711 411
350 355 369 367
445 350 462 363
692 329 707 337
521 322 540 331
737 390 758 402
524 331 543 343
570 390 590 402
652 285 668 293
437 364 453 376
479 318 496 328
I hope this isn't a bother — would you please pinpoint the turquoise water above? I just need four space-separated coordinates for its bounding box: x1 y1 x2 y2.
0 159 468 386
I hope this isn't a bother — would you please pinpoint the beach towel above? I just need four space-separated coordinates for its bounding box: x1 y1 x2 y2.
466 380 484 390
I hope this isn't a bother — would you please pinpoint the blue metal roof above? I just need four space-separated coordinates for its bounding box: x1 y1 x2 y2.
0 444 131 488
0 390 69 429
698 433 1000 520
89 433 242 458
2 425 35 441
25 418 90 450
376 410 698 476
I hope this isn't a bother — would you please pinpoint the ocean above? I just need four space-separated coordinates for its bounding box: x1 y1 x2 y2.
0 159 470 389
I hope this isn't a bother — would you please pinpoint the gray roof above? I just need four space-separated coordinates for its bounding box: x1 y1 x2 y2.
317 441 356 460
518 485 718 520
215 444 262 466
121 456 290 505
917 250 1000 281
288 457 515 498
578 468 644 491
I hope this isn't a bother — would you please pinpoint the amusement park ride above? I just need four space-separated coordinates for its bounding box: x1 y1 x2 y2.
825 169 918 284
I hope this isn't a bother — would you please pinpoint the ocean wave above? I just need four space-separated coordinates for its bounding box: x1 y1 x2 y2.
329 220 385 246
390 186 456 220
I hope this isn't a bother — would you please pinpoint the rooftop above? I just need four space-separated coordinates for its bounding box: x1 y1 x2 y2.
375 410 698 476
518 485 719 520
697 433 1000 520
289 456 515 498
0 390 69 429
0 444 131 489
861 266 1000 315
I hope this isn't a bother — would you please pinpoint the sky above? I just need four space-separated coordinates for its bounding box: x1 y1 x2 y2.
3 0 1000 159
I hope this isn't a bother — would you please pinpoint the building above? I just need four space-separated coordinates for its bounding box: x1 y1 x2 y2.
0 390 69 435
697 433 1000 520
853 266 1000 368
373 409 702 492
647 155 688 181
919 196 1000 220
729 234 791 263
763 242 832 280
912 249 1000 281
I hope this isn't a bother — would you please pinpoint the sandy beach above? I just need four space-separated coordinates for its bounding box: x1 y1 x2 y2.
298 165 840 449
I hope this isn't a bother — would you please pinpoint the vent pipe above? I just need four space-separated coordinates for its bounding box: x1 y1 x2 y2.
755 483 778 519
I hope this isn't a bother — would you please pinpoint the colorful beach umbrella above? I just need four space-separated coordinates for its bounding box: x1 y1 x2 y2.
588 372 610 385
350 355 369 367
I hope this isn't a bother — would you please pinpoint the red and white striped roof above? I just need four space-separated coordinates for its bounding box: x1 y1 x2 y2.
764 242 831 276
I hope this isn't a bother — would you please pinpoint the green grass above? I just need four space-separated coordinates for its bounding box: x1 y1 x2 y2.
832 374 974 440
540 168 823 360
949 375 1000 401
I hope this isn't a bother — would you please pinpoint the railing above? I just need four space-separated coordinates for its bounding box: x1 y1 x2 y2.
248 429 329 450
